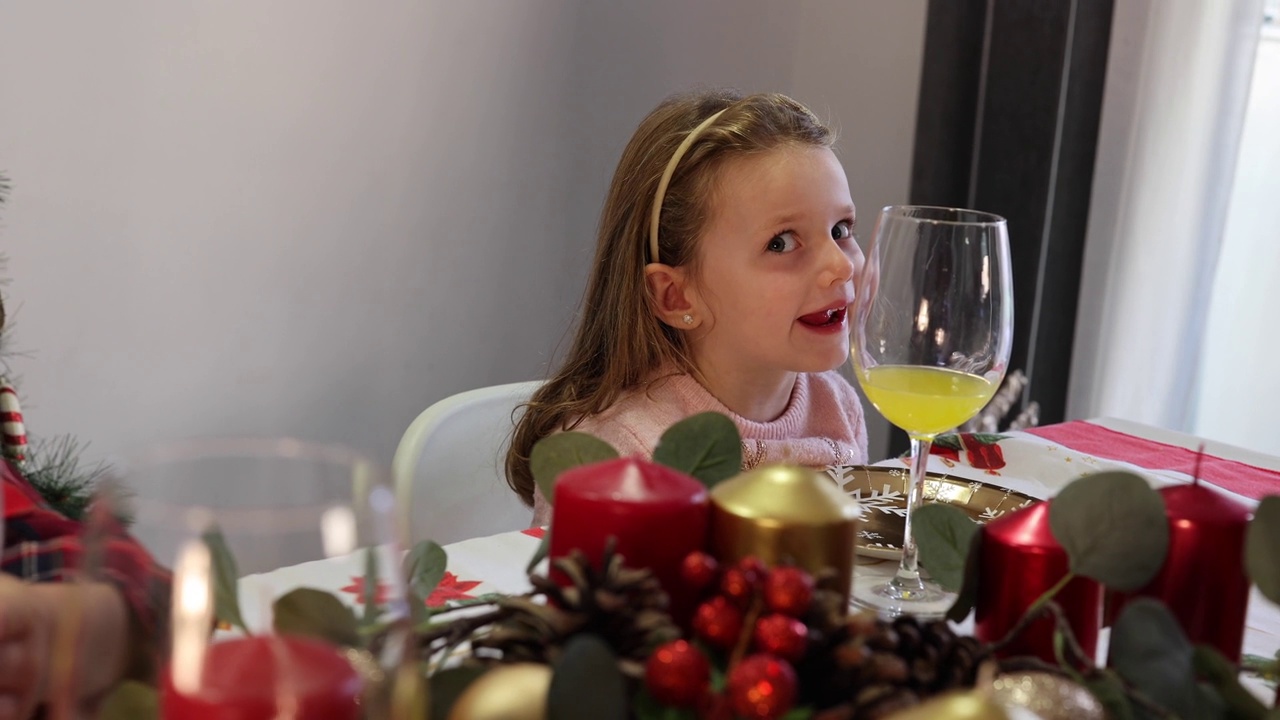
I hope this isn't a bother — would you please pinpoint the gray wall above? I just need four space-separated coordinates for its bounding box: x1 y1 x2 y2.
0 1 924 475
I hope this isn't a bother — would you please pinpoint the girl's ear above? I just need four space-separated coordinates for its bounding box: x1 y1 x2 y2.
644 263 701 329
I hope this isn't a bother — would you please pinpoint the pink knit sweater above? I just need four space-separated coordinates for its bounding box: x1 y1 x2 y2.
530 370 868 525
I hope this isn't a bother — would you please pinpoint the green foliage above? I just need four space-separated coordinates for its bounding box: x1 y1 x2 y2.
203 526 249 634
531 431 619 504
1247 496 1280 605
1109 599 1224 719
273 587 360 647
1048 471 1169 590
911 503 979 592
652 411 742 488
548 634 628 720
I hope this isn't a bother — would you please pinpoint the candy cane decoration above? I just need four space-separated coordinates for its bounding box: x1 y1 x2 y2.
1 379 28 461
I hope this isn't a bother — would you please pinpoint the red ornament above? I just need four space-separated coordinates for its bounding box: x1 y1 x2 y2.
726 654 797 720
762 566 814 617
681 551 720 591
693 596 744 650
752 614 808 662
721 557 766 607
645 640 711 708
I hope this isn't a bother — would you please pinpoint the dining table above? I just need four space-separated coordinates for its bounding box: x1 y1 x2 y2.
237 417 1280 702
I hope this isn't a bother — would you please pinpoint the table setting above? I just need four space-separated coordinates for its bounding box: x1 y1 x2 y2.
70 206 1280 719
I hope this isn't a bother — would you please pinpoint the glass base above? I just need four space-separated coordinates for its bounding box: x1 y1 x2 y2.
850 575 957 620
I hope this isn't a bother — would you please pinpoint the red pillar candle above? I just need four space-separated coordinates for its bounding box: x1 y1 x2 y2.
974 501 1103 663
1107 482 1252 663
161 635 362 719
549 457 709 623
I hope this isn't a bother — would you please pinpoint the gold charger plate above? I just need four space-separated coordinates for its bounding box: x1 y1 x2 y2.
823 465 1038 560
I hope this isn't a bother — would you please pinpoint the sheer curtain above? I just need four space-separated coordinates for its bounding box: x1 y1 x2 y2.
1066 0 1265 429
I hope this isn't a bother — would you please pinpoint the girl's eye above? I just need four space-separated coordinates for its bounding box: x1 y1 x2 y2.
767 231 799 253
832 221 855 240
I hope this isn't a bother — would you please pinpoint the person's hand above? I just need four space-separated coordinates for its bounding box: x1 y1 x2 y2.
0 575 130 720
0 575 50 720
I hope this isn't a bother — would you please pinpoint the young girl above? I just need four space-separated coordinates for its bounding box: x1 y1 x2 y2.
507 89 869 525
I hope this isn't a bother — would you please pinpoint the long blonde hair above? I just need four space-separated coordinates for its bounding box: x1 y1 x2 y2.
506 89 835 505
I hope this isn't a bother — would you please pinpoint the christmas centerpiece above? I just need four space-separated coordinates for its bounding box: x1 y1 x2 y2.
90 412 1280 719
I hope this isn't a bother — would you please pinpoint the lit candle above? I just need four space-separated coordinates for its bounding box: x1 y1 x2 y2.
161 635 363 719
974 501 1102 663
1107 481 1252 663
549 458 709 623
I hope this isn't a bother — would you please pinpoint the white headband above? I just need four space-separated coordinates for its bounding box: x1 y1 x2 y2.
648 108 728 264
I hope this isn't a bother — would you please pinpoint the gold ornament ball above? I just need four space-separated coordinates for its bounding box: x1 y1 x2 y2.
882 691 1013 720
447 663 552 720
988 671 1105 720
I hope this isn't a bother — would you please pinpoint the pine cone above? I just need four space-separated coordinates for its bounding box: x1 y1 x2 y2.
466 542 680 679
801 612 984 718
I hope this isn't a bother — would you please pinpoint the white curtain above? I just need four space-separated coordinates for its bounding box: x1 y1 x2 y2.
1066 0 1265 429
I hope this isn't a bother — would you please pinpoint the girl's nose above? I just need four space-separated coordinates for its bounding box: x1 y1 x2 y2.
821 238 860 286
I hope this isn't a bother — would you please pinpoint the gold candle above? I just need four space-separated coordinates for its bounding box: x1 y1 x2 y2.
709 464 860 604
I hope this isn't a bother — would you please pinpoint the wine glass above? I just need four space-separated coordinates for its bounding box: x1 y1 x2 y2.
80 438 413 718
850 205 1013 618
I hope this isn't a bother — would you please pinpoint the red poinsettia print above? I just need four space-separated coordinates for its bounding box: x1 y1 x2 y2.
425 572 482 606
340 572 482 608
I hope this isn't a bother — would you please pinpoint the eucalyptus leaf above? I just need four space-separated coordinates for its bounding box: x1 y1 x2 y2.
99 680 159 720
202 526 248 634
273 587 360 647
429 666 487 720
1110 598 1225 720
531 432 619 503
548 634 627 720
405 539 448 603
652 412 742 488
1048 472 1169 590
946 529 983 623
1192 645 1270 720
527 529 551 575
1083 670 1134 720
1247 496 1280 605
912 503 979 592
361 547 381 625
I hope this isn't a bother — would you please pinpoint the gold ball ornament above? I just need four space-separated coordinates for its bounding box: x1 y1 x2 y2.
881 690 1014 720
709 464 859 604
988 671 1105 720
446 663 552 720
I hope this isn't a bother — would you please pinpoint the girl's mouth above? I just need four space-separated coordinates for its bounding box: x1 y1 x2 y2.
798 306 847 330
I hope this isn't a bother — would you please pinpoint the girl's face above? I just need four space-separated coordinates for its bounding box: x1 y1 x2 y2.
685 145 863 384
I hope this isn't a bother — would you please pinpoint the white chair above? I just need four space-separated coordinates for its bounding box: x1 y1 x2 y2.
392 380 542 545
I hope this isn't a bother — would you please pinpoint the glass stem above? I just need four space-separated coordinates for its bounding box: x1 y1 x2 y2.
890 435 933 593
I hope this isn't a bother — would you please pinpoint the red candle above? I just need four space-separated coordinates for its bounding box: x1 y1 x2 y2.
1107 482 1252 663
549 457 709 624
974 501 1103 663
161 635 362 719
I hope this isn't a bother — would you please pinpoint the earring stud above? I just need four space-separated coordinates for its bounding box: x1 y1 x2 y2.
682 314 694 325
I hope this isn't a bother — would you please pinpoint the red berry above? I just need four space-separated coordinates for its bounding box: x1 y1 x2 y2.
692 596 744 650
737 555 769 580
697 692 734 720
762 566 814 617
752 614 809 662
681 551 720 591
719 567 754 606
726 654 798 720
645 640 711 708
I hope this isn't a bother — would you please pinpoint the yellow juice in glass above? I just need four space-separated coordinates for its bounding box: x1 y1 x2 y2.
859 365 997 438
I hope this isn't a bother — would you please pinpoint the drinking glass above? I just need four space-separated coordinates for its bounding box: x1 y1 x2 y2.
850 206 1013 617
82 437 413 719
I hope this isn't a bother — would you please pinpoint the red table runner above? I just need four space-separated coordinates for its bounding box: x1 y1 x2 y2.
1027 421 1280 500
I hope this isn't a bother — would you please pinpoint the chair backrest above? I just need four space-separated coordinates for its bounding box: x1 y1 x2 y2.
392 380 542 545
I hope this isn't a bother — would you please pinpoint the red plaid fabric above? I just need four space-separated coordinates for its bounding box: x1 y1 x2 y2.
2 459 171 678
